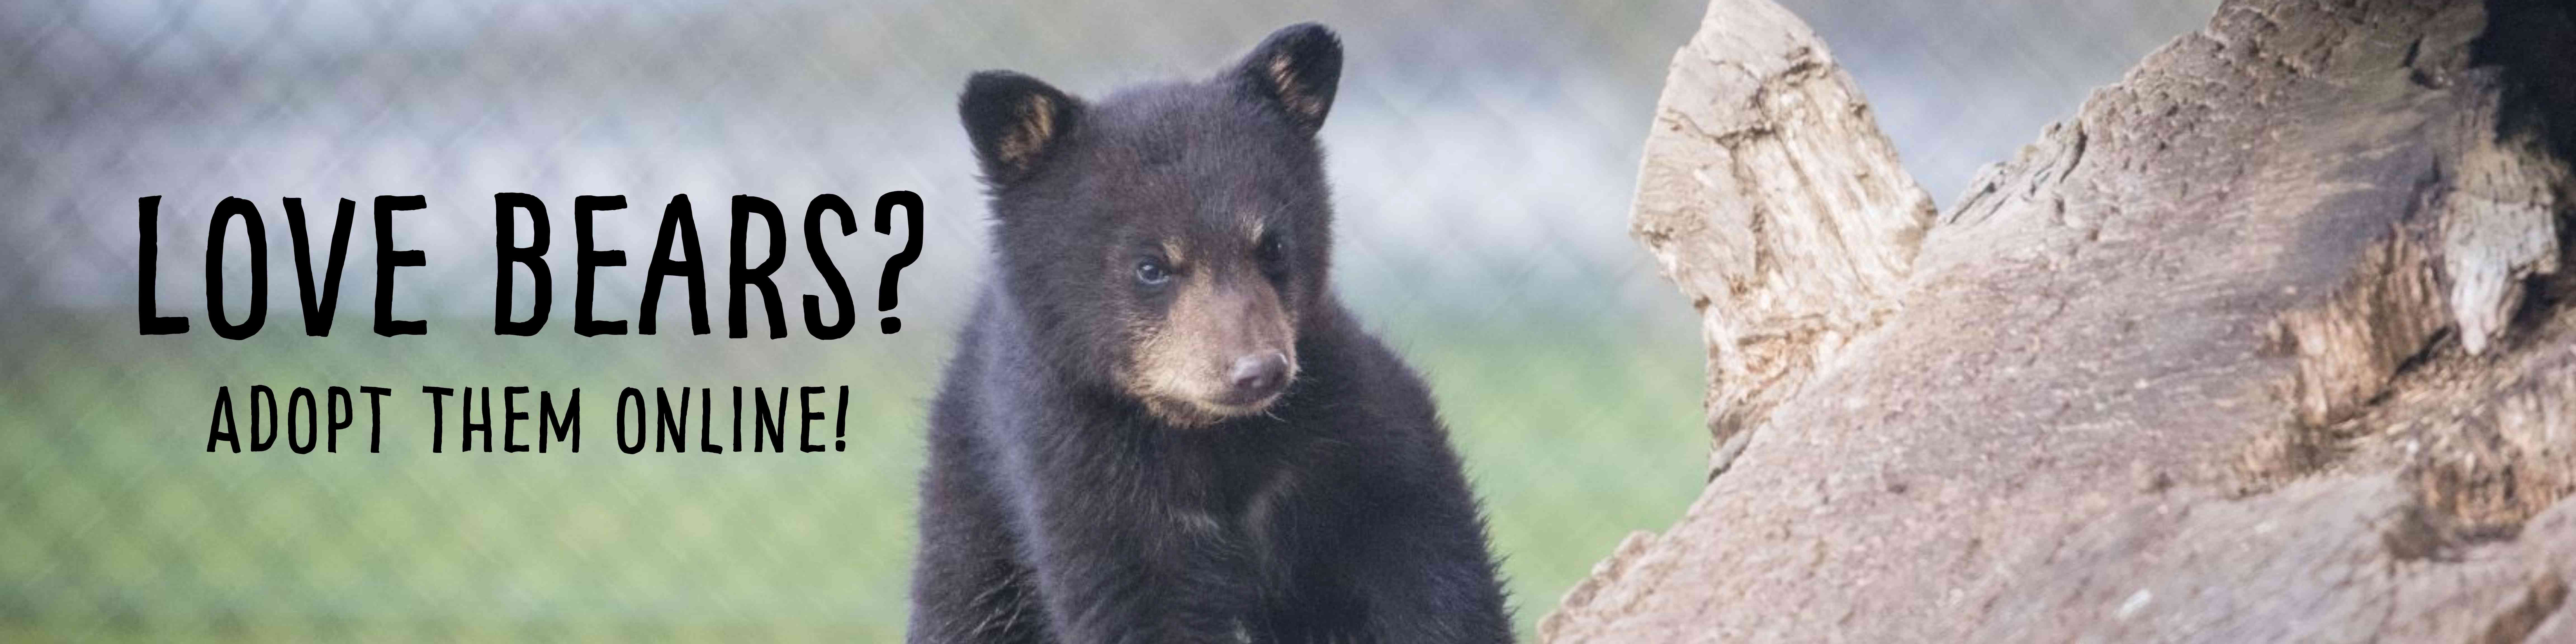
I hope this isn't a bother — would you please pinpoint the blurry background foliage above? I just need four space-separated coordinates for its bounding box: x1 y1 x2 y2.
2 0 2214 640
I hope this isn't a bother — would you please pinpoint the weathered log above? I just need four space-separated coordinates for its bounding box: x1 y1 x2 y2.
1546 0 2576 641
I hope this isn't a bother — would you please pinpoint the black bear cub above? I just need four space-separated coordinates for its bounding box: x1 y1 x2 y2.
908 23 1513 644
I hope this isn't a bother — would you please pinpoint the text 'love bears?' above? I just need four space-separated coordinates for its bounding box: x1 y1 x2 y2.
136 192 925 339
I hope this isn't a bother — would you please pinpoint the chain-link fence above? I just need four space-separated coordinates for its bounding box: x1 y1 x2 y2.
3 0 2213 640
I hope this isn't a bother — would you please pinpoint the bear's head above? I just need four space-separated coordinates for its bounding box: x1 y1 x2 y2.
961 23 1344 428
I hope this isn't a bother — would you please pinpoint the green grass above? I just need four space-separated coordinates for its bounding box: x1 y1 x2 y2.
0 308 1706 641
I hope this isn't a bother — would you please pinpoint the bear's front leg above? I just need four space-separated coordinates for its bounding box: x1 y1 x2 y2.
1342 462 1516 643
1017 457 1268 643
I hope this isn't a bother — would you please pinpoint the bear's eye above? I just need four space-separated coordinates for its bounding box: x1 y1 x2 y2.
1135 258 1173 287
1256 236 1289 271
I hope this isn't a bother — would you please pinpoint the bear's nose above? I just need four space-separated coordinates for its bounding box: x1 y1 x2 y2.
1225 352 1291 402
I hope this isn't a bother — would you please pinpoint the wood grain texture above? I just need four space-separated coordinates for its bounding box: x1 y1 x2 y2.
1547 0 2576 641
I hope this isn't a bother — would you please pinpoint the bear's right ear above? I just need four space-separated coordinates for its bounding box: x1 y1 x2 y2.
959 70 1083 186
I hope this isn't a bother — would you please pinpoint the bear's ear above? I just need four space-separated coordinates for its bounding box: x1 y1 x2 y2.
1231 23 1342 135
960 70 1083 186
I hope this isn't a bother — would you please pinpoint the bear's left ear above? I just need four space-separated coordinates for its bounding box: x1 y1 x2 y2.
1232 23 1342 135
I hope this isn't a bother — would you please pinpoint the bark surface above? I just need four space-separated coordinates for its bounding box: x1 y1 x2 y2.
1545 0 2576 641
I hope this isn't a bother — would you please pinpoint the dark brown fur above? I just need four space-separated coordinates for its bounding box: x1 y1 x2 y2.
908 23 1514 644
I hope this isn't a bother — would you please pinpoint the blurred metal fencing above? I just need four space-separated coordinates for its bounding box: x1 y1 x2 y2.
1 0 2212 640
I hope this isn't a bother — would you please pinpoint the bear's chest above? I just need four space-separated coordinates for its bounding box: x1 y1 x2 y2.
1175 467 1299 553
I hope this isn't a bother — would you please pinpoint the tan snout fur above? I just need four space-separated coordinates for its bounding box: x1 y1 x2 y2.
1122 272 1298 427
